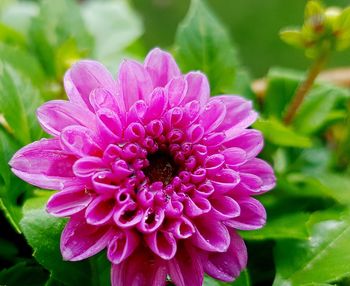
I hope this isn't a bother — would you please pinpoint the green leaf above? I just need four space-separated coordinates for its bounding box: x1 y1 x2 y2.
82 0 143 69
0 261 49 286
241 212 310 240
0 43 45 86
273 213 350 285
0 63 43 145
29 0 93 77
293 84 350 134
0 22 26 47
175 0 239 94
254 118 312 148
20 191 93 286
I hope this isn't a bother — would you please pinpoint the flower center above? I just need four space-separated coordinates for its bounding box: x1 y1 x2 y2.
143 151 178 185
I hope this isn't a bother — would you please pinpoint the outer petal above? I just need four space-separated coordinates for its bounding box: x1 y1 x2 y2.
64 60 116 110
239 158 276 193
215 95 258 137
181 72 210 106
111 248 167 286
118 60 153 110
168 242 204 286
9 138 76 190
60 214 114 261
225 197 266 230
144 48 181 88
46 187 93 217
37 100 96 136
204 230 247 282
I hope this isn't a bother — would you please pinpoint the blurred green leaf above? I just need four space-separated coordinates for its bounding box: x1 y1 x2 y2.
0 261 49 286
20 190 93 286
241 212 310 241
175 0 239 94
273 212 350 285
0 22 26 47
82 0 143 69
203 269 251 286
254 118 312 148
0 63 43 145
293 84 350 134
29 0 93 77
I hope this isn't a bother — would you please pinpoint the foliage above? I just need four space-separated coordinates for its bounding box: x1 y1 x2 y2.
1 0 350 286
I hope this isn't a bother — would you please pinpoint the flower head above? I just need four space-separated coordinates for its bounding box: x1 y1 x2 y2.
10 48 275 285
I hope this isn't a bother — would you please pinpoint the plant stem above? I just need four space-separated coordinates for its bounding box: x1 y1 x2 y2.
283 53 328 124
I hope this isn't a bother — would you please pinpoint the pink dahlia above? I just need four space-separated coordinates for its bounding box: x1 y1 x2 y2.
10 48 275 285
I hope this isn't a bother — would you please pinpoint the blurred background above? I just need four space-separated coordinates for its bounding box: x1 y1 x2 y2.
131 0 350 77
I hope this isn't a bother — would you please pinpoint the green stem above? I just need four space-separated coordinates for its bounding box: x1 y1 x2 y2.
283 53 328 125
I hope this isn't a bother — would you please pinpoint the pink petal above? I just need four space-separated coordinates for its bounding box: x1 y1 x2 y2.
167 216 195 239
143 88 168 123
96 108 123 147
225 197 266 230
114 202 143 228
239 158 276 193
64 60 116 110
224 129 263 160
168 242 204 286
199 99 226 134
191 216 230 252
107 230 139 264
9 138 76 190
211 169 240 194
221 147 247 167
182 72 210 106
118 60 153 110
60 214 113 261
89 88 124 114
72 156 106 179
60 126 102 157
204 230 247 282
144 48 181 87
46 187 93 217
166 77 188 107
111 248 167 286
37 100 96 136
209 195 241 220
145 230 177 260
85 196 115 225
215 95 258 137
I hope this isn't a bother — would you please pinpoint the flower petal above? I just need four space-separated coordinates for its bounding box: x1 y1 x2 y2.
168 242 204 286
64 60 116 110
182 72 210 106
204 230 247 282
118 60 153 110
107 230 139 264
225 197 266 230
145 230 177 260
46 187 93 217
199 99 226 134
9 138 76 190
60 214 113 261
85 196 115 225
144 48 181 88
37 100 96 136
111 248 167 286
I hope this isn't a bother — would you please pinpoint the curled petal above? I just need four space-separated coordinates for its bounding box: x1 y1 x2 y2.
60 126 102 157
114 202 143 228
225 197 266 230
211 169 240 194
215 95 257 137
137 207 165 233
182 72 210 106
199 99 226 134
166 77 187 107
89 88 123 114
144 48 181 88
85 197 115 225
111 248 167 286
204 230 247 282
183 196 211 217
221 147 247 167
118 60 153 110
46 188 93 217
168 217 195 239
145 230 177 260
191 217 230 252
92 171 119 196
143 88 168 123
9 138 76 190
37 100 96 136
73 156 106 178
168 242 204 286
204 154 225 176
96 108 123 146
64 60 116 110
61 214 113 261
224 129 263 160
209 195 240 220
107 230 139 264
239 158 276 193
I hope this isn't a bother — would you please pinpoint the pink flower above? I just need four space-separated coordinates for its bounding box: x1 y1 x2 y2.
10 48 275 285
